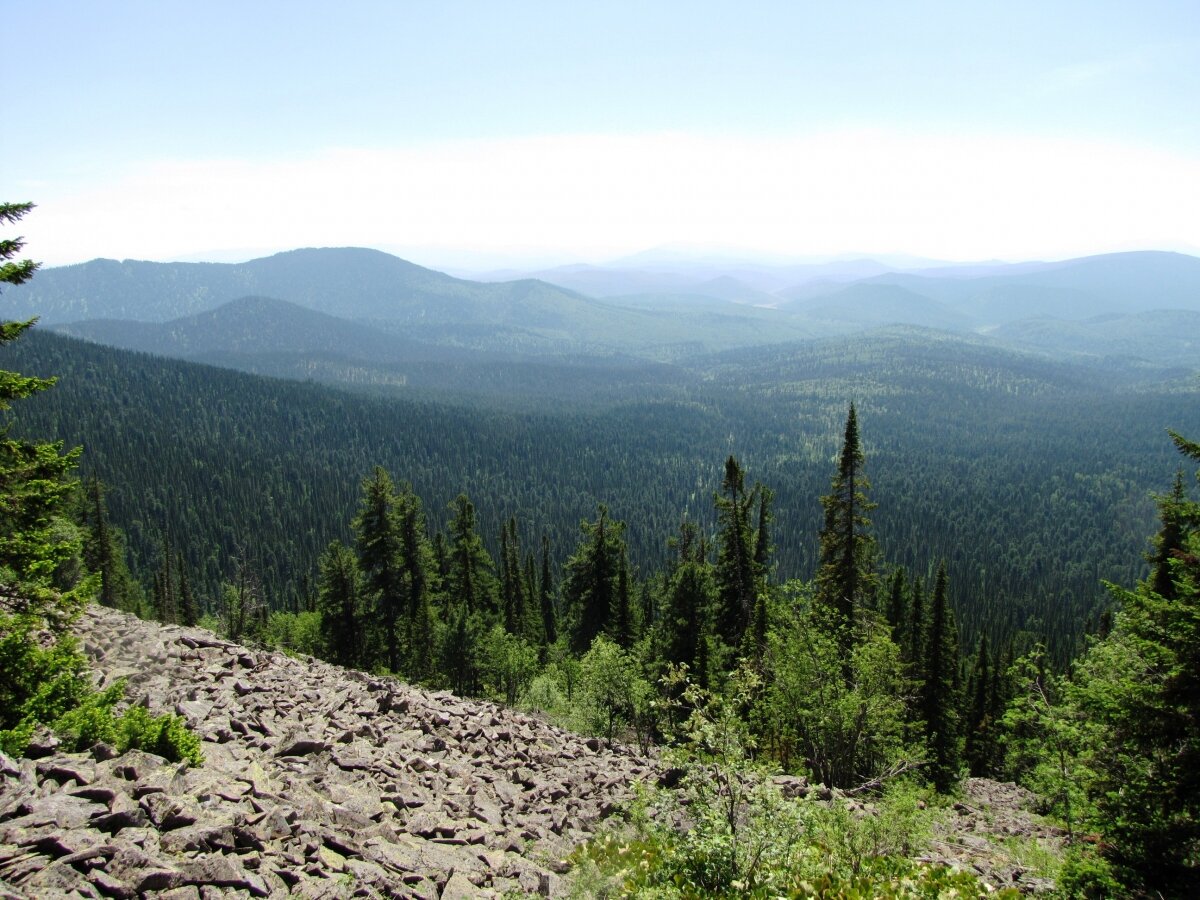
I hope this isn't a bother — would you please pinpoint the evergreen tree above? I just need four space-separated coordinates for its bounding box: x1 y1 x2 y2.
885 568 907 639
905 576 926 665
815 403 878 635
539 535 557 647
1063 431 1200 888
964 634 992 776
1149 470 1187 601
445 494 496 618
177 553 197 627
81 478 117 608
154 531 176 623
395 483 436 677
921 561 962 792
564 505 625 653
353 467 405 672
0 243 83 625
500 517 527 636
612 553 634 649
660 521 715 673
317 540 361 668
714 456 758 648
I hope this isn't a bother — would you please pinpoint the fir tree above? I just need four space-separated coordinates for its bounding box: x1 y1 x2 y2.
445 494 496 618
714 456 758 648
539 535 557 647
1149 470 1187 601
922 561 962 792
964 634 992 775
612 552 634 649
317 540 361 668
395 483 436 676
815 403 878 636
353 467 404 673
885 568 907 639
177 553 197 627
564 505 624 653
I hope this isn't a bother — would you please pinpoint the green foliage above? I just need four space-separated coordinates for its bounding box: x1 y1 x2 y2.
114 705 203 766
0 612 201 764
577 635 654 746
758 585 916 789
13 327 1199 667
998 431 1200 893
815 402 878 632
568 669 1003 899
563 506 628 653
316 540 361 666
1055 846 1121 899
920 561 962 793
261 610 323 657
482 623 539 705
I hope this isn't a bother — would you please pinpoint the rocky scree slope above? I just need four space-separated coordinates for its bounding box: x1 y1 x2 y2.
0 606 655 898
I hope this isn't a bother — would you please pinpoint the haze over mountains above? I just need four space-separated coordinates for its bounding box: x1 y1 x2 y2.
9 247 1200 386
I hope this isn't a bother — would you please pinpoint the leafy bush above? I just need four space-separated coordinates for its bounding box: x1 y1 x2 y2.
1055 846 1121 899
567 667 998 899
0 611 202 764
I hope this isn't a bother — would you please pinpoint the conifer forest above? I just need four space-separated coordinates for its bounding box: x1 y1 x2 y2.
5 203 1200 897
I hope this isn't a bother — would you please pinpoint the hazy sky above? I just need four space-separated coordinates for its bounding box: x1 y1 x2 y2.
9 1 1200 268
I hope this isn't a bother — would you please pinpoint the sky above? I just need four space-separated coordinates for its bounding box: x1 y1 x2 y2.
8 0 1200 270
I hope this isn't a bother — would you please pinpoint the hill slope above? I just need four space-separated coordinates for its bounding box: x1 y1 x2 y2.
0 604 650 897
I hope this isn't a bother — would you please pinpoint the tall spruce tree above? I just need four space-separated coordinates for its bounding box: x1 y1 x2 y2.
1064 431 1200 888
445 494 496 618
921 561 962 792
353 467 405 673
815 403 878 635
660 520 715 673
396 484 437 679
539 535 557 647
714 456 758 648
317 540 361 668
964 634 993 776
564 505 625 653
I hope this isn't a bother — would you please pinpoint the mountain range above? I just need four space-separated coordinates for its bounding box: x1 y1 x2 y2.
9 247 1200 378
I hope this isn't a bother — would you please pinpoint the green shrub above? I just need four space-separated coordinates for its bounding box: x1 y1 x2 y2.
0 611 202 765
115 705 203 766
1055 846 1121 899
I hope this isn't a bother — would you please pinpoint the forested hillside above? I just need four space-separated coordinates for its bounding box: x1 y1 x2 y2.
10 327 1199 664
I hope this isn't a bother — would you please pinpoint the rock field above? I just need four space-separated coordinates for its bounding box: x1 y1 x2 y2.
1 605 655 898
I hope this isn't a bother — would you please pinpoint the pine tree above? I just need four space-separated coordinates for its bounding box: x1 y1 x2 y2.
1065 431 1200 887
353 467 405 673
539 535 557 647
395 483 436 677
0 206 84 624
317 540 361 668
905 576 925 665
714 456 758 648
661 521 715 672
81 478 117 608
1149 470 1187 601
177 553 197 627
815 403 878 635
155 531 176 623
964 634 992 775
612 552 634 649
564 505 625 653
921 561 962 792
445 494 496 618
500 517 527 636
885 568 907 639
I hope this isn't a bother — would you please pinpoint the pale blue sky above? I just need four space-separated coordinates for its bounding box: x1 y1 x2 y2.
9 1 1200 267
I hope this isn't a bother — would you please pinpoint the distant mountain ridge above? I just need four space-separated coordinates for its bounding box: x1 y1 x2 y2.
14 246 1200 369
5 247 599 326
